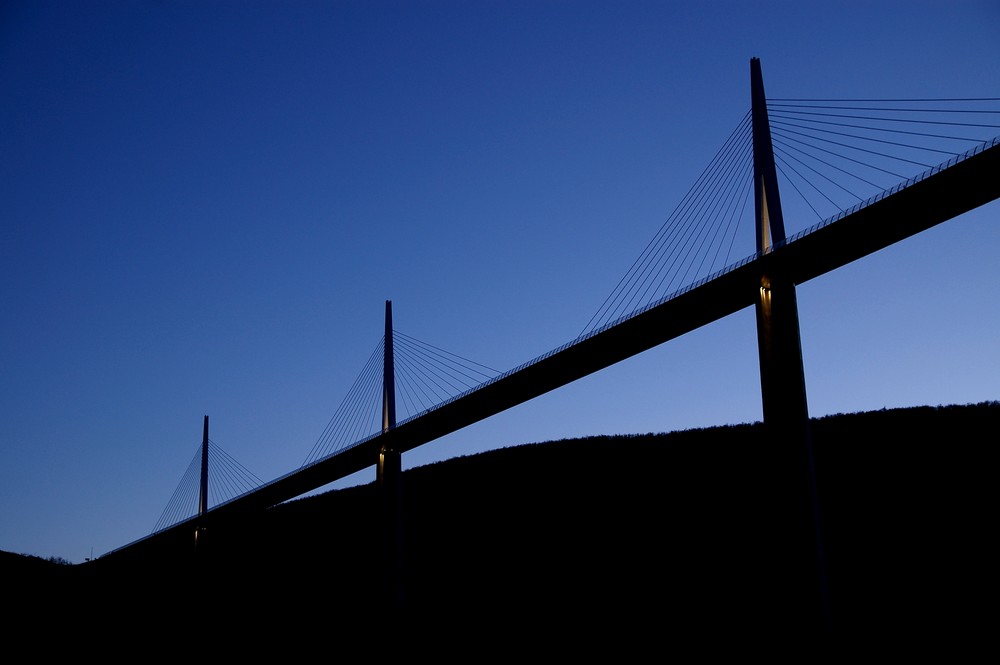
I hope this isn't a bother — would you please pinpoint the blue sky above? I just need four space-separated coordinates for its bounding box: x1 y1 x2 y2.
2 0 998 563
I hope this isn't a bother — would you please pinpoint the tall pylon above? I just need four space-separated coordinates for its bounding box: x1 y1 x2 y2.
195 414 209 549
378 299 399 476
377 300 404 612
750 57 831 632
752 57 808 432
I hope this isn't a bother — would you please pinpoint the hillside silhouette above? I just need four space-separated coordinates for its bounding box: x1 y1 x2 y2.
5 402 995 647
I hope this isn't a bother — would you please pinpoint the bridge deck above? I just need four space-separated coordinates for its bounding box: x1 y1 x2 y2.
100 138 1000 562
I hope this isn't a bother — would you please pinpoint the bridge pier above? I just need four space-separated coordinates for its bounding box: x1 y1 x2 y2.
751 57 830 632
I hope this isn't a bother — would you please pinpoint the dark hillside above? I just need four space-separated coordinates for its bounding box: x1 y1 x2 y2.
4 402 996 648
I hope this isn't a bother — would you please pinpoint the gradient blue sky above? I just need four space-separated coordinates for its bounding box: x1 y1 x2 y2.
2 0 998 563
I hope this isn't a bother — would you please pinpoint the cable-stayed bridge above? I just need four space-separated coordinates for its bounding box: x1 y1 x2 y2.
98 62 999 622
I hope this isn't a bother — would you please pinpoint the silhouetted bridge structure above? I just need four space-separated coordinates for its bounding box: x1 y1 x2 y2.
97 60 999 625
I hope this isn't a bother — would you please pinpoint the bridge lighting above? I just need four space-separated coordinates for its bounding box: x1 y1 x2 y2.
760 276 772 306
760 281 771 301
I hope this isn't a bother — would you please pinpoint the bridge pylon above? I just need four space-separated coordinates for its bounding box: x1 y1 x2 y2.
377 299 405 612
195 414 209 550
750 57 830 631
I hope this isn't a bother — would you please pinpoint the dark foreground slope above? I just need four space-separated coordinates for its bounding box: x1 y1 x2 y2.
5 402 996 649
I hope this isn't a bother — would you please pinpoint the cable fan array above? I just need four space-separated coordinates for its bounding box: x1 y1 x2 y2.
767 97 999 223
300 331 500 466
152 438 263 533
580 97 1000 337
